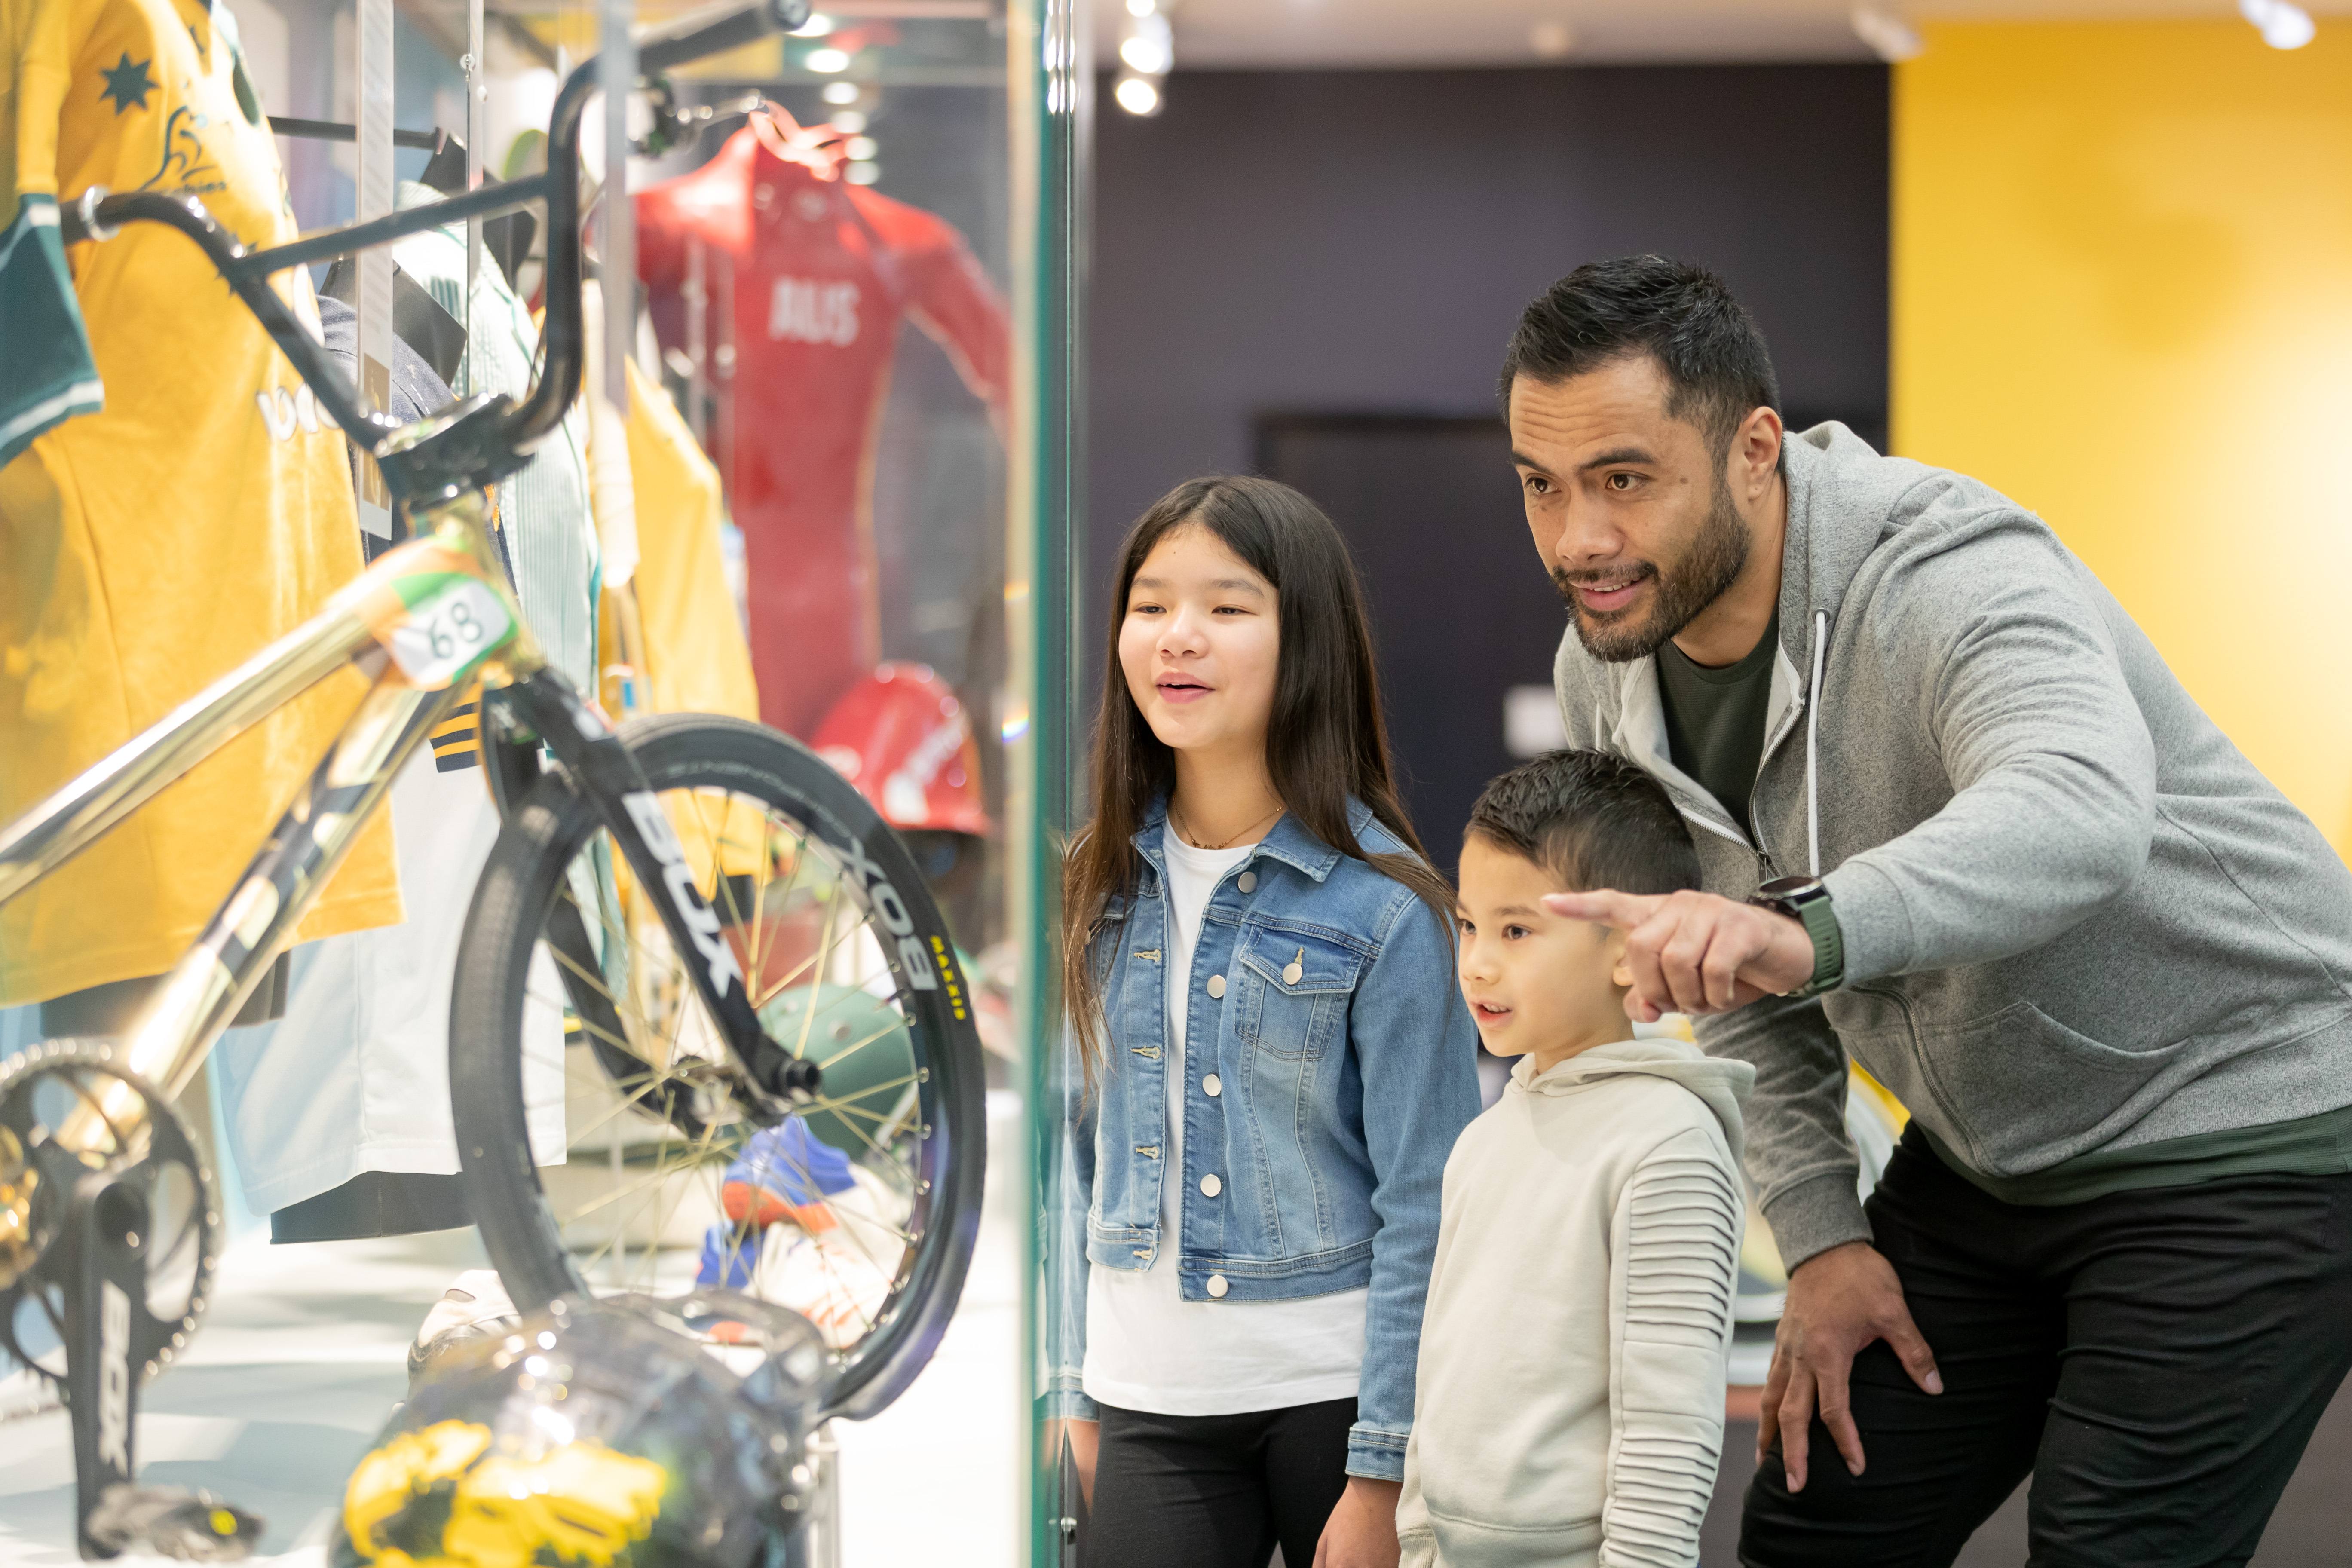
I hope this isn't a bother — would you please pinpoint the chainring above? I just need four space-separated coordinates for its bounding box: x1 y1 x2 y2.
0 1039 220 1387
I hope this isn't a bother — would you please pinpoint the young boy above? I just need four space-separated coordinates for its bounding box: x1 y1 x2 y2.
1398 750 1753 1568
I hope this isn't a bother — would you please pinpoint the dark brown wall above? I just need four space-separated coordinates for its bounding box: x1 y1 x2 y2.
1084 63 1889 847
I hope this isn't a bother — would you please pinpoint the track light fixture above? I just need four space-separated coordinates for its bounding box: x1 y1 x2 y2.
2241 0 2316 49
1850 6 1923 63
1116 3 1172 117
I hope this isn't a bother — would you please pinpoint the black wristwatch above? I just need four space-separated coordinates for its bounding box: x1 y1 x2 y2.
1748 874 1844 998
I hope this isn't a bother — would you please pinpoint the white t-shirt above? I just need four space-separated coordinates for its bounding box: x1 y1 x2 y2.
1082 825 1371 1416
210 744 567 1213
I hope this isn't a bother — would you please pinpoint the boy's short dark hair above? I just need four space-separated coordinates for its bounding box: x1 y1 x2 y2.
1465 749 1701 897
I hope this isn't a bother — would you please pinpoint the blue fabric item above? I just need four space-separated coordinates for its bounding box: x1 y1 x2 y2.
694 1222 757 1289
725 1117 858 1208
1054 796 1484 1481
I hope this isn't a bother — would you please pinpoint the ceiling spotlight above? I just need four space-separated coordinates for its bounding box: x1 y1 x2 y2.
1115 75 1161 116
1119 12 1173 76
845 135 878 161
1529 20 1574 60
790 12 834 36
821 80 861 105
1850 6 1923 63
1126 0 1157 14
831 109 867 133
804 46 851 73
2241 0 2315 49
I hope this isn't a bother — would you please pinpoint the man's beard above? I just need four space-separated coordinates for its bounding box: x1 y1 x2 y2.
1555 475 1750 663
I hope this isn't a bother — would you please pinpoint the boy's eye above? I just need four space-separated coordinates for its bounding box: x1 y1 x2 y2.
1504 924 1531 940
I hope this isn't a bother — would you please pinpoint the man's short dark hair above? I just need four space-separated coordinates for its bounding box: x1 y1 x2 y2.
1465 749 1701 897
1498 255 1781 459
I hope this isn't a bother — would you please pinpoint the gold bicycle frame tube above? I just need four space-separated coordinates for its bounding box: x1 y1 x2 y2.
1 490 548 1179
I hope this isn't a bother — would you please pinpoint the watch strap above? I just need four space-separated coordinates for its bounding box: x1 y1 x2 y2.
1751 879 1844 998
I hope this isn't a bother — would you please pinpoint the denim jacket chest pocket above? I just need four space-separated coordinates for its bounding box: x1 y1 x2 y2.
1235 926 1368 1060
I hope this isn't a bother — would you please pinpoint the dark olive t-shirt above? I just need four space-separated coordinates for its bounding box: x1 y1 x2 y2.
1656 610 1779 834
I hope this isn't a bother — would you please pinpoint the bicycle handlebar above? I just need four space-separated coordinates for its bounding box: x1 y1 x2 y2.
58 0 809 499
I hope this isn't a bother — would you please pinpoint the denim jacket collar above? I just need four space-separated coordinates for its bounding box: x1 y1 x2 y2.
1132 793 1375 884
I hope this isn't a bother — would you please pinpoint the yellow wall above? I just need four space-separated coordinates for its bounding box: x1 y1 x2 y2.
1893 21 2352 848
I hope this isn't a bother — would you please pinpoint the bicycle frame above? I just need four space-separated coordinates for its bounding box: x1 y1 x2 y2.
0 0 817 1127
0 490 530 1102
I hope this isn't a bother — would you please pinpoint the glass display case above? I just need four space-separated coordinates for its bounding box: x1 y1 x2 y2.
269 0 1090 1557
0 0 1087 1557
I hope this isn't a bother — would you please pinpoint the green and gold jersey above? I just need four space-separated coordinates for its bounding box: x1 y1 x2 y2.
0 0 401 1004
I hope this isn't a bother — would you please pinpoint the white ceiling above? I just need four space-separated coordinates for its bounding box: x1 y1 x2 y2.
1093 0 2352 68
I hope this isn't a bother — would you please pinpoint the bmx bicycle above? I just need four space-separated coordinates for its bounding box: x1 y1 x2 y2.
0 0 986 1553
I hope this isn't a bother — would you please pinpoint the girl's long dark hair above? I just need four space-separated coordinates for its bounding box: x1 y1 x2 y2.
1060 475 1454 1079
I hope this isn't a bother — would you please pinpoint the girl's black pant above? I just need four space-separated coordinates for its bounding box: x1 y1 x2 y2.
1084 1397 1356 1568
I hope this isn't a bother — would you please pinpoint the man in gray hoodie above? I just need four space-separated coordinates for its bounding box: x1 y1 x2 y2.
1512 255 2352 1567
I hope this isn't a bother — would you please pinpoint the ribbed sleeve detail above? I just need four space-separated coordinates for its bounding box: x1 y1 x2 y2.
1603 1152 1740 1568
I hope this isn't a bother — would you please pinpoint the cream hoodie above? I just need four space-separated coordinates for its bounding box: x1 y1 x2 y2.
1398 1038 1752 1568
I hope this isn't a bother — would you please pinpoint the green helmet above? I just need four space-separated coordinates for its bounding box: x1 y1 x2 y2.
758 982 918 1159
335 1295 827 1568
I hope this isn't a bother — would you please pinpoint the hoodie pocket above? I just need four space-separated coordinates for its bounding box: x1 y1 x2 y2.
1913 999 2193 1164
1236 929 1364 1060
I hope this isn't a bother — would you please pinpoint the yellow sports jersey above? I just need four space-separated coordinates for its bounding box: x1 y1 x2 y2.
0 0 400 1005
620 356 758 722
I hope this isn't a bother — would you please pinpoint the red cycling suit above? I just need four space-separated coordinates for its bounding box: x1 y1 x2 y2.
637 124 1010 736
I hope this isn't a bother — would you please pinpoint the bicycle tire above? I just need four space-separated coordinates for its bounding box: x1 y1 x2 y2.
448 713 986 1421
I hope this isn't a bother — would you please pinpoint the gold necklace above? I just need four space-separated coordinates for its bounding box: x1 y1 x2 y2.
1171 800 1282 851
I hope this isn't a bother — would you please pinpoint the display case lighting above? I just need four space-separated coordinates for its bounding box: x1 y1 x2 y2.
1118 15 1172 76
805 46 852 72
847 161 880 185
1114 75 1159 116
822 80 861 105
791 11 834 35
832 109 868 133
1116 6 1172 117
846 135 878 161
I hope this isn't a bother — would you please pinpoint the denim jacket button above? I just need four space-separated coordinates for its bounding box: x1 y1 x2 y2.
1200 1173 1222 1197
1206 1274 1229 1298
1237 871 1257 894
1206 974 1227 999
1202 1073 1222 1097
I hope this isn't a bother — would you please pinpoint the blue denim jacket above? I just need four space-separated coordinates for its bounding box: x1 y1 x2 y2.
1050 796 1482 1481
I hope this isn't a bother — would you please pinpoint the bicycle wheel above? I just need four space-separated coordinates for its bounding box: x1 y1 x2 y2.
448 713 986 1420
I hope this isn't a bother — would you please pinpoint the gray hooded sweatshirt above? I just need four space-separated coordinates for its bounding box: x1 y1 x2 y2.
1551 423 2352 1268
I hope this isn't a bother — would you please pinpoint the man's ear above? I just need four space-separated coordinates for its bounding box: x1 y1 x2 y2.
1733 405 1785 502
1606 926 1635 990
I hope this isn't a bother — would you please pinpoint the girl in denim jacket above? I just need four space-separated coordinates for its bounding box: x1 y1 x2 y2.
1055 476 1483 1568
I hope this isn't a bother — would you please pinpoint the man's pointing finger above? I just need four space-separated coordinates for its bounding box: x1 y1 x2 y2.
1540 889 1662 929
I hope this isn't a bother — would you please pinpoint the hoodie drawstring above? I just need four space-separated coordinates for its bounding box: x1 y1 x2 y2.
1805 609 1826 877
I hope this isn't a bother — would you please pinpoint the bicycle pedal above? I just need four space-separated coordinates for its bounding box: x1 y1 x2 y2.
84 1483 263 1561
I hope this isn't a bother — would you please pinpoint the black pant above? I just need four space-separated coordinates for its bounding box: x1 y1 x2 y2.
1740 1125 2352 1567
1084 1399 1355 1568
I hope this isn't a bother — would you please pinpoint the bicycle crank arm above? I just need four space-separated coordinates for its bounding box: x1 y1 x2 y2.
497 673 820 1107
58 1164 255 1560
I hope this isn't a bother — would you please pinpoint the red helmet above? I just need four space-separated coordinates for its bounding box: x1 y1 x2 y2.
810 663 991 837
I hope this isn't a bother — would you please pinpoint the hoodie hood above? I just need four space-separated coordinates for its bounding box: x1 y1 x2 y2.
1514 1037 1754 1166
